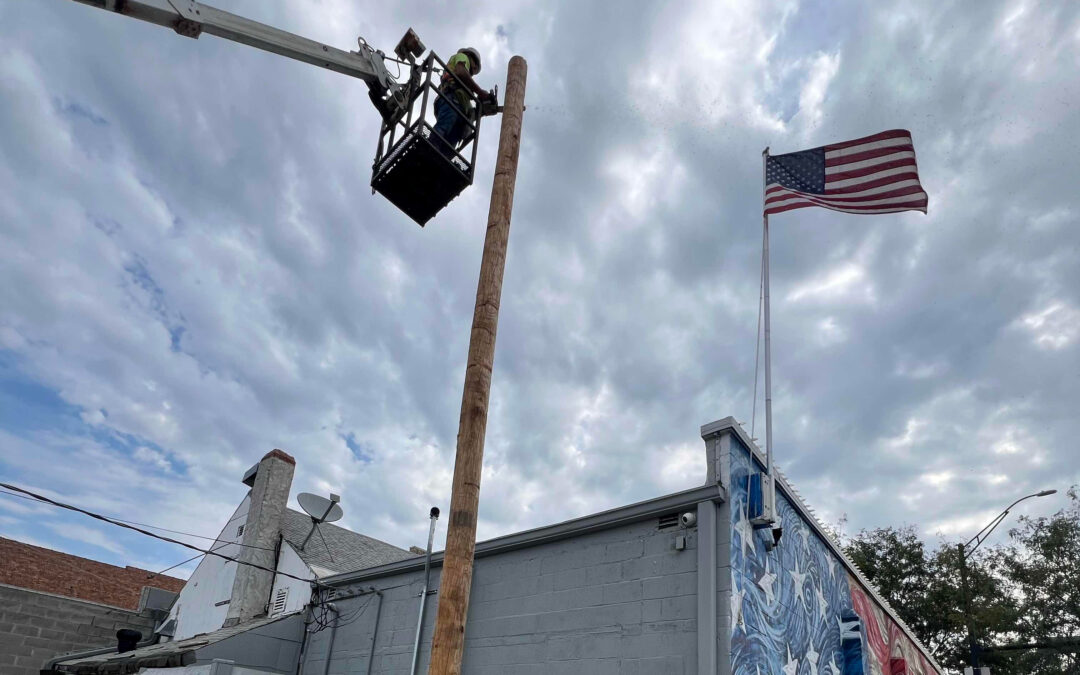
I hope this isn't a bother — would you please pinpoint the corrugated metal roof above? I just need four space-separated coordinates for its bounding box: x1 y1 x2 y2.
280 508 415 575
54 612 300 673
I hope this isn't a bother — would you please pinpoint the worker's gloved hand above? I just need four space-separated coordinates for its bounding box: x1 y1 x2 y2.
482 89 497 103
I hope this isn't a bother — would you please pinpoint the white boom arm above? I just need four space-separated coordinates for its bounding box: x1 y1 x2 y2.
69 0 403 105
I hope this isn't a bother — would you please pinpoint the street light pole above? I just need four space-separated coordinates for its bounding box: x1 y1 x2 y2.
958 542 976 668
957 489 1057 670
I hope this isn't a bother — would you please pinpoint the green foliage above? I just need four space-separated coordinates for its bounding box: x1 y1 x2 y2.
991 487 1080 674
840 489 1079 675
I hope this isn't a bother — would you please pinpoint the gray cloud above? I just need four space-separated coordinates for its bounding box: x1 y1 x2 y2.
0 0 1077 572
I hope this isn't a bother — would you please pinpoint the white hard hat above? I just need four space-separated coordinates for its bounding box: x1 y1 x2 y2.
459 47 481 75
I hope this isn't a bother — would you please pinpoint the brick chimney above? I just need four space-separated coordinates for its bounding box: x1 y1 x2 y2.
224 449 295 626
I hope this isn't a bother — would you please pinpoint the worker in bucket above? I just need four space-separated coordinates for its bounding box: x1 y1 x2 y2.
433 47 494 157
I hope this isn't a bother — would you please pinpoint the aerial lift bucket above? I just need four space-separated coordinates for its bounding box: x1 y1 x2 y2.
371 53 490 226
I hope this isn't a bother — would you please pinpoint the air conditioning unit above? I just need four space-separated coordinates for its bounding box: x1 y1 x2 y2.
748 472 776 527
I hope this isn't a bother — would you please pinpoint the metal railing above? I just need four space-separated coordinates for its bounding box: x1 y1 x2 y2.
372 52 482 186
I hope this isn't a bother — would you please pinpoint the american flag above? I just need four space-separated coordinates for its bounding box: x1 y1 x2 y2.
764 129 927 216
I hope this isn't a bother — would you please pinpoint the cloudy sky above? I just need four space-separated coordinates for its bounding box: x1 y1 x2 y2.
1 0 1077 578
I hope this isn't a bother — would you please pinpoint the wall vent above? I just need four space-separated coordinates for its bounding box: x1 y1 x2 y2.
270 587 288 616
658 513 680 530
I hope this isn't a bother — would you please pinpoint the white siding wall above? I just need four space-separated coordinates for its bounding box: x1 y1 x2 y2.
269 542 314 616
165 495 250 640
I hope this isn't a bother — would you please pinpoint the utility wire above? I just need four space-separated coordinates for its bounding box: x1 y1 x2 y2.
0 483 323 588
148 551 206 579
0 487 276 552
146 538 245 580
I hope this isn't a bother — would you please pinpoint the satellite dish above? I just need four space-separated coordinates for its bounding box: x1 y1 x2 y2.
298 492 343 524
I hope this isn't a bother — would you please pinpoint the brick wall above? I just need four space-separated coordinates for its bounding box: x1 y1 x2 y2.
0 583 164 675
303 514 704 674
0 537 185 611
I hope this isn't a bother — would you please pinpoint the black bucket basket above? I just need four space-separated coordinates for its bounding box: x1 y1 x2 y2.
371 53 483 226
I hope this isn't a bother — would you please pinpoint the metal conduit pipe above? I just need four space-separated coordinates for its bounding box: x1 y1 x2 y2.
409 507 440 674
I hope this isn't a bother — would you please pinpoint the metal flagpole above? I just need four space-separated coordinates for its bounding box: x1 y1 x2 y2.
762 148 773 485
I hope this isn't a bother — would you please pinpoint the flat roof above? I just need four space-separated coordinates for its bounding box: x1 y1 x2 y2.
324 482 724 585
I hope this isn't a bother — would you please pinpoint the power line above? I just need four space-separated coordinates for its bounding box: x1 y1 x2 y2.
0 487 276 552
0 483 323 588
147 551 207 579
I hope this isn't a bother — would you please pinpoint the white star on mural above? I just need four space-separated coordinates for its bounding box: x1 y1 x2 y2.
735 505 755 558
827 555 838 581
758 558 777 605
789 561 809 610
816 584 829 622
797 525 811 554
782 645 799 675
806 643 820 675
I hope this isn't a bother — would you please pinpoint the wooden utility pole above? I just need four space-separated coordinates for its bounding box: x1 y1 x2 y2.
427 55 527 675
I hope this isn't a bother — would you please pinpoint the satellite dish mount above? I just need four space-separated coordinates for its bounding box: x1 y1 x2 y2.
297 492 343 551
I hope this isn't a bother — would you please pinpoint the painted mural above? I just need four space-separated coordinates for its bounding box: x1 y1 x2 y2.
729 438 941 675
849 579 937 675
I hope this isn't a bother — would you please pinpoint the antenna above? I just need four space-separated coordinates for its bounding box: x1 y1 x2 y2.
297 492 343 551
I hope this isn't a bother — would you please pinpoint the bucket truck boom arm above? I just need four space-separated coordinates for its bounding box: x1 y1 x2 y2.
69 0 412 119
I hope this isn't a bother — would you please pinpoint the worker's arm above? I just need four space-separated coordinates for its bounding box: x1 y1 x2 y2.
451 62 491 98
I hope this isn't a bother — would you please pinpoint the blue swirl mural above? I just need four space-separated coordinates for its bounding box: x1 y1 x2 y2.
730 438 855 675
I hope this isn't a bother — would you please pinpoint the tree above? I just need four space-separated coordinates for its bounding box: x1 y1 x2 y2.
841 525 1018 673
990 486 1080 674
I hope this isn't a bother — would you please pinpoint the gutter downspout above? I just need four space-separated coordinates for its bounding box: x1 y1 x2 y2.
409 507 440 675
697 499 719 675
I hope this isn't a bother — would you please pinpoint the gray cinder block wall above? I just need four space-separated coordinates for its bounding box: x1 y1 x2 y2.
301 483 725 675
0 583 166 675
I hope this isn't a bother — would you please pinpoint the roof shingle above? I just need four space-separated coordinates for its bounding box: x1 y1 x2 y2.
279 509 415 575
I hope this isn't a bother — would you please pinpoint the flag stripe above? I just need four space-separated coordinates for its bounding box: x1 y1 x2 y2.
823 129 911 152
824 135 912 160
825 157 918 182
766 178 923 201
765 186 927 211
765 198 927 216
764 168 924 194
825 143 914 167
825 151 916 175
824 166 920 191
766 182 926 207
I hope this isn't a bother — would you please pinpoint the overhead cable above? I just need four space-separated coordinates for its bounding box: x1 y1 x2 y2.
0 483 322 588
0 487 277 552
